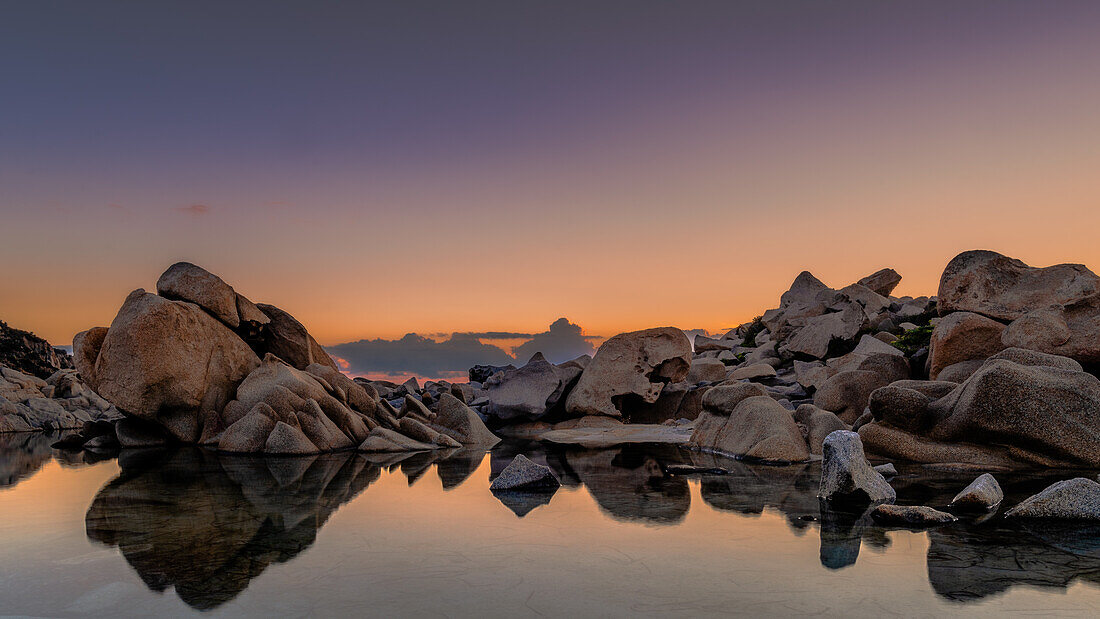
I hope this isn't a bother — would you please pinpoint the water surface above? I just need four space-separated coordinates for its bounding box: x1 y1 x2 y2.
2 434 1099 617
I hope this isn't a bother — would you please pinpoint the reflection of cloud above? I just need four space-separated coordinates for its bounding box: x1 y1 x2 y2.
329 318 598 379
174 203 211 216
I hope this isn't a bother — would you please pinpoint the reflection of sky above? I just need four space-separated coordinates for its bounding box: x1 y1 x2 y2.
2 445 1099 614
5 2 1100 346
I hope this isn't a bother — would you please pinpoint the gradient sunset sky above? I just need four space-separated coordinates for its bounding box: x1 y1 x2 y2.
4 1 1100 348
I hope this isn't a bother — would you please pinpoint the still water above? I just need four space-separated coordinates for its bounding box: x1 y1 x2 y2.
1 433 1099 617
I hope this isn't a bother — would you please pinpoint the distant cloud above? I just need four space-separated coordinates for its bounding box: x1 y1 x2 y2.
328 318 599 379
513 318 596 364
328 332 515 379
175 203 211 216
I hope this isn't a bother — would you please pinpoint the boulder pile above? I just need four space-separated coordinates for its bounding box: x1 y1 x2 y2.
70 262 499 454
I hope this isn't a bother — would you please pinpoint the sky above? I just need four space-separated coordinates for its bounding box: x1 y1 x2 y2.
4 1 1100 377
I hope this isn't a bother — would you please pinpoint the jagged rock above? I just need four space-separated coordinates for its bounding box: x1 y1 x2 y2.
819 430 896 504
431 393 500 446
357 427 437 452
564 327 691 418
1004 478 1100 520
0 321 74 380
256 303 337 371
793 404 848 455
90 290 261 442
928 312 1006 380
469 363 515 383
489 454 560 491
785 305 865 359
857 268 902 297
398 416 461 448
689 395 809 463
950 473 1003 510
156 261 241 329
484 353 581 421
793 359 835 390
871 504 957 526
851 334 903 358
216 355 369 453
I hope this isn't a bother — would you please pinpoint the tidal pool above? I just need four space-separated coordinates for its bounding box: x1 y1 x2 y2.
1 433 1099 617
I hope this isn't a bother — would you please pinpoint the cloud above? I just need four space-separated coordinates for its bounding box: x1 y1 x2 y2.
513 318 596 364
174 203 211 216
328 332 515 379
328 318 599 379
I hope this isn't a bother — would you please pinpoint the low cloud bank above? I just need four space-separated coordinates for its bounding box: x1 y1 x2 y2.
329 318 598 380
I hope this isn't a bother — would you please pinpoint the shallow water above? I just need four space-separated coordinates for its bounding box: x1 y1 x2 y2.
2 433 1099 617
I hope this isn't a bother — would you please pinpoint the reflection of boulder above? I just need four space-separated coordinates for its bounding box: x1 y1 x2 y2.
493 489 556 517
85 448 382 610
0 432 58 488
435 447 488 490
927 522 1100 601
691 452 818 525
565 445 690 524
819 504 875 570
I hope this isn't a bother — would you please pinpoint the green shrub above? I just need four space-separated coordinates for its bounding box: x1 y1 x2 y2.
891 324 934 356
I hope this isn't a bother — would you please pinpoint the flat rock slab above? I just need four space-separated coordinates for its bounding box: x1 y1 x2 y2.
871 504 958 527
538 423 695 448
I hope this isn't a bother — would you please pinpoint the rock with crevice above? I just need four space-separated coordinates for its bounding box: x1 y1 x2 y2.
564 327 691 418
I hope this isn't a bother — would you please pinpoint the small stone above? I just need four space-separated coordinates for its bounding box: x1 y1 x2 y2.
873 463 897 477
950 473 1003 510
489 454 560 491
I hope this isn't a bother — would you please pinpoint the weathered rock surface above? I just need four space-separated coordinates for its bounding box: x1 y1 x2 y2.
928 359 1100 466
1 366 119 433
484 353 580 421
794 404 848 455
490 454 560 491
686 357 727 383
727 363 776 381
938 250 1100 322
858 268 902 297
256 303 338 371
690 395 809 463
814 370 891 424
928 312 1006 380
431 393 500 446
1004 478 1100 520
819 431 896 504
564 327 691 419
871 504 957 526
91 290 261 443
156 261 242 329
0 321 74 380
950 473 1003 510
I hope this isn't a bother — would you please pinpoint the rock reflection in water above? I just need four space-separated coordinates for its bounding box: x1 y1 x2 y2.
86 448 381 610
70 438 1100 610
0 431 99 488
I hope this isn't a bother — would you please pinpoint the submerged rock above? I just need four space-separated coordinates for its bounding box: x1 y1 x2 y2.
490 454 561 491
871 504 957 526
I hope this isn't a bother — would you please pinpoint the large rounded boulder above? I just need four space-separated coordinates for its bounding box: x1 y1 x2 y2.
92 290 260 442
565 327 691 419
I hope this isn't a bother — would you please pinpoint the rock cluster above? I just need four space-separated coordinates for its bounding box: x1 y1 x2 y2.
0 321 74 380
1 365 119 433
71 262 499 454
